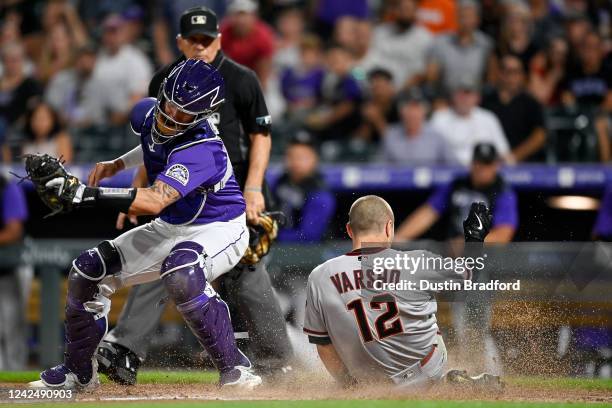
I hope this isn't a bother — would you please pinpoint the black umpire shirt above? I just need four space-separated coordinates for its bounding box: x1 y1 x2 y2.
148 51 272 189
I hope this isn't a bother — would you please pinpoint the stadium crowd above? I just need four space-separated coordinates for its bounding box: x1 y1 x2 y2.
0 0 610 164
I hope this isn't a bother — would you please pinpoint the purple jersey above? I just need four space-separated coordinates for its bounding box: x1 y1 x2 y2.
130 98 245 225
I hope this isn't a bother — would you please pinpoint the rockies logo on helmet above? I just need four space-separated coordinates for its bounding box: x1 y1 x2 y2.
153 59 225 143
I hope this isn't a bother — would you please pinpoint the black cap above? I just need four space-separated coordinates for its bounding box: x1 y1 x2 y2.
180 7 219 38
289 130 317 149
472 143 499 164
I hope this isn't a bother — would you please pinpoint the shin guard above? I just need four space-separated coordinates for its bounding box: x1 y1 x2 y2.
161 242 242 373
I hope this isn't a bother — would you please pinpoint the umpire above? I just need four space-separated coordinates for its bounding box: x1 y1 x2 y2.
96 6 292 384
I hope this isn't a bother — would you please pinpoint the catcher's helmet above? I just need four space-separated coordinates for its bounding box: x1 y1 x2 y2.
153 58 225 143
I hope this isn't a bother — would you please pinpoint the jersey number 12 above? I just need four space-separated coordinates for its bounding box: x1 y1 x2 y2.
347 294 404 342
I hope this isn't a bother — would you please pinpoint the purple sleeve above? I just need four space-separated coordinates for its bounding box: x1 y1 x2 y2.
427 183 452 215
157 142 225 197
129 97 156 135
2 182 28 223
278 190 336 242
594 187 612 237
492 189 519 229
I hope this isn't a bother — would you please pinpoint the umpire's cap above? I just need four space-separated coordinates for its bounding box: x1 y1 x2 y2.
180 7 219 38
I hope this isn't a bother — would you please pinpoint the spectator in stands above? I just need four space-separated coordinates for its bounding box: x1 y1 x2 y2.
490 2 541 84
36 23 75 84
93 14 152 126
353 19 372 66
305 43 362 142
430 77 510 166
483 54 546 162
396 142 518 242
273 7 305 71
593 185 612 241
0 173 28 369
528 36 568 106
0 43 42 160
220 0 275 89
380 88 454 165
561 31 612 162
561 31 612 111
273 131 335 242
20 101 73 163
417 0 458 35
45 44 105 128
562 13 591 66
0 12 36 77
0 11 22 50
333 16 358 54
36 1 88 84
528 0 563 47
427 0 493 95
354 68 399 143
333 17 372 69
122 5 149 55
280 35 324 119
363 0 433 89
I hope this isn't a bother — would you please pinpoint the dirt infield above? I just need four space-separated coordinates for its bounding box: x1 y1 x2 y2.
52 377 610 404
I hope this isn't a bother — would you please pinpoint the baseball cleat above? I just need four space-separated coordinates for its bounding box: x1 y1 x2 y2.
444 369 504 391
28 362 100 391
234 349 253 370
220 366 263 390
96 341 142 385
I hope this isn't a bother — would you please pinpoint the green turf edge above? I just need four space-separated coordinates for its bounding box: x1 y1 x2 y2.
4 372 612 391
507 377 612 391
3 401 612 408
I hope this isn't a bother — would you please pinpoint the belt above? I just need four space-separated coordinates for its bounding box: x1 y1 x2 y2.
420 330 443 367
420 344 437 367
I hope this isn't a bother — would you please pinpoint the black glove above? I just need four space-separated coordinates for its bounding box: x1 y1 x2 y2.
22 154 83 217
463 202 492 242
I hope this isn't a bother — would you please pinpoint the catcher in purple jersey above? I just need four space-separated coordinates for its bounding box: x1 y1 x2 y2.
28 59 261 390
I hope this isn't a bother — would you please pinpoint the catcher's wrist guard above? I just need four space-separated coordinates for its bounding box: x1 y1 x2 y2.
79 187 137 213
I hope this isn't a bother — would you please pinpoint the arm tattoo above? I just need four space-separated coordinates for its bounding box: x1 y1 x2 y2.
149 180 181 206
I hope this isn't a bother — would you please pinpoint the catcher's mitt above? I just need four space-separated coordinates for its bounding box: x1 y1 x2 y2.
240 211 286 265
21 154 81 217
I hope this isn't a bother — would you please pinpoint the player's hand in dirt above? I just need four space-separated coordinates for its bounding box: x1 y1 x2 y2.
463 202 492 242
244 189 265 225
116 212 138 230
88 160 124 187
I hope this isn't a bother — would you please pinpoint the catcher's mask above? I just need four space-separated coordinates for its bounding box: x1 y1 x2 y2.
152 59 225 144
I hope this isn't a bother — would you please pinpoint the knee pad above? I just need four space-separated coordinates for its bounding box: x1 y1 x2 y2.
160 241 209 305
72 240 121 282
69 240 120 308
